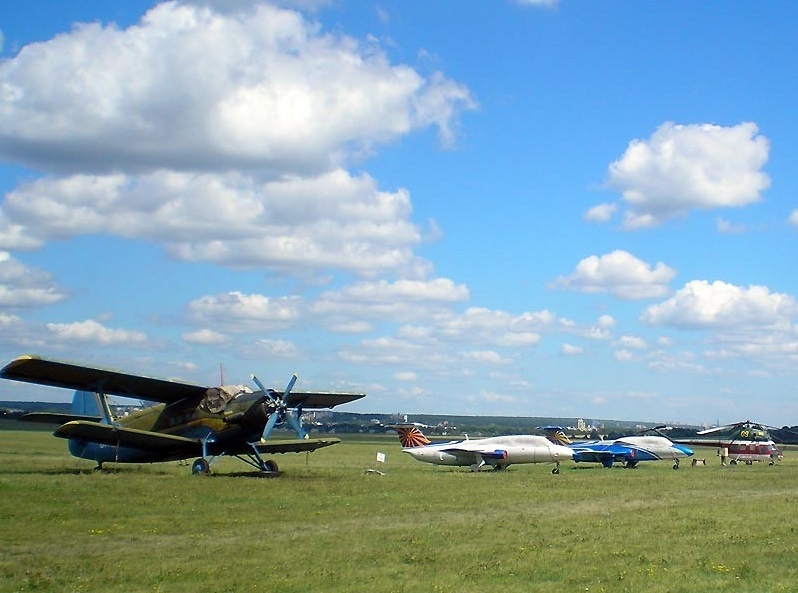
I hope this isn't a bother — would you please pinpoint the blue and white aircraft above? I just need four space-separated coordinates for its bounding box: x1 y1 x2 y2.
543 427 693 469
393 423 574 474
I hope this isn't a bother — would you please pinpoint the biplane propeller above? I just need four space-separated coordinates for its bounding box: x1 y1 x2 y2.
1 355 365 475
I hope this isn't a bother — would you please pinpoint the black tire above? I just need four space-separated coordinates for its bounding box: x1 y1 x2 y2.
191 458 210 475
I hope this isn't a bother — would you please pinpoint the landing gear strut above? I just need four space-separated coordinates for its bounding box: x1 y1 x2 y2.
191 433 215 475
231 442 281 474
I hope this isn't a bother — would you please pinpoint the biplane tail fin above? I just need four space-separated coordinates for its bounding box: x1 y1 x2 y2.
72 390 113 424
393 423 432 448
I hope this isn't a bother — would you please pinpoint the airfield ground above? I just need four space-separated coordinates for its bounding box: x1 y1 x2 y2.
1 430 796 593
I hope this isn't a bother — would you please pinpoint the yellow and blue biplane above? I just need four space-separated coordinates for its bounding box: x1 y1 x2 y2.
1 354 364 475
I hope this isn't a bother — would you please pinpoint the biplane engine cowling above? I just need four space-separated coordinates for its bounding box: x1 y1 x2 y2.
234 395 272 430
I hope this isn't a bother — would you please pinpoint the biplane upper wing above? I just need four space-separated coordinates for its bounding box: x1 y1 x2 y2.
54 420 202 452
284 391 365 409
0 355 209 404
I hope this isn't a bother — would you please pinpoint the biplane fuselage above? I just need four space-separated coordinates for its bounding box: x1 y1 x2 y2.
66 396 262 464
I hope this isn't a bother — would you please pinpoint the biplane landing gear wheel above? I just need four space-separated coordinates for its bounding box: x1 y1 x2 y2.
263 459 278 473
192 458 210 475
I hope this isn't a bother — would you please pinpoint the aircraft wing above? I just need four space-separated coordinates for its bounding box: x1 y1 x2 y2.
572 449 616 463
55 422 339 457
250 437 341 455
284 391 365 409
1 355 209 404
440 446 508 460
571 443 627 464
54 420 202 452
19 412 102 424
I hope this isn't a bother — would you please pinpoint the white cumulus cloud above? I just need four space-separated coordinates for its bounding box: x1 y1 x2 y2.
0 2 475 279
604 122 770 229
552 250 676 300
46 319 148 346
0 251 67 308
0 2 475 174
640 280 798 330
186 291 302 332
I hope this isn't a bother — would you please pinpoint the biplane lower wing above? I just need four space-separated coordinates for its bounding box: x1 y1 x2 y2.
55 421 340 456
250 437 341 455
19 412 102 424
54 421 202 452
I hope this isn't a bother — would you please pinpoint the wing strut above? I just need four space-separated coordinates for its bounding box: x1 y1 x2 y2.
97 392 115 425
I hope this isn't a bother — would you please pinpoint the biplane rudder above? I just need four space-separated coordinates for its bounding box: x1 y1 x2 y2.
72 391 105 418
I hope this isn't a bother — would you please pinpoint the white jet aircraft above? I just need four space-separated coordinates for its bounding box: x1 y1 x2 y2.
393 423 574 473
542 426 693 469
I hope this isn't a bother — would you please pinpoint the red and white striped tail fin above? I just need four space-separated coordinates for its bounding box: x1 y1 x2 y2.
394 424 431 448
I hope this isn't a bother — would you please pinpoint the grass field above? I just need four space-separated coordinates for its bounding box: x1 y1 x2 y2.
1 430 796 593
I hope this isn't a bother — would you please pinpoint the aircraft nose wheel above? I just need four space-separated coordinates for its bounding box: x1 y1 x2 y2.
552 462 560 474
192 458 210 475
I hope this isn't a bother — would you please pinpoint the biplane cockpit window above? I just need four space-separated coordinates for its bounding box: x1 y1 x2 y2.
200 388 226 413
200 385 251 413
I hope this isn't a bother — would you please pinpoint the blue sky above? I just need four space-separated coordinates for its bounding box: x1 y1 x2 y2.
0 1 796 427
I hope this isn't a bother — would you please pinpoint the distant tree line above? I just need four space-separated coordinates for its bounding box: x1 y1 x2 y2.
3 402 798 443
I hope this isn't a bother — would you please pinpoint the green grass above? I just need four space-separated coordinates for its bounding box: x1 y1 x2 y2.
1 431 796 592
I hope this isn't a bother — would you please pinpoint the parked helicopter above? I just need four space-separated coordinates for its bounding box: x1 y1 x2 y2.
671 421 783 466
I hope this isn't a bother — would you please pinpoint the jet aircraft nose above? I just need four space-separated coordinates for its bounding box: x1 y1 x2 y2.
552 444 575 460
